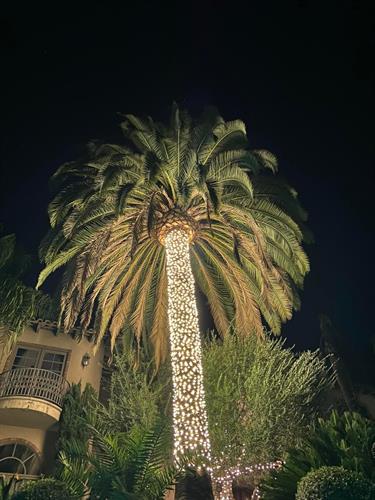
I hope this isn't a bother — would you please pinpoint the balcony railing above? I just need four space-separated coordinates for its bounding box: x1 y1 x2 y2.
0 367 69 408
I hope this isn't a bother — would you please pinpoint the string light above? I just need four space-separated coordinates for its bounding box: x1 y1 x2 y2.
213 460 283 500
165 228 212 463
164 227 281 500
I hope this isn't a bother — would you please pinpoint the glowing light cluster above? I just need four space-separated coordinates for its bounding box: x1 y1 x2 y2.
214 461 283 500
165 228 212 462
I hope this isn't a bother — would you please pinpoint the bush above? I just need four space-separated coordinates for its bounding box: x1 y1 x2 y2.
12 478 74 499
99 347 170 434
57 382 96 446
59 422 183 499
260 411 375 500
296 466 375 500
55 382 96 475
0 475 18 499
203 334 333 471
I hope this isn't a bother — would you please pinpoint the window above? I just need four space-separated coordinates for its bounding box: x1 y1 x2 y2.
12 348 39 368
12 347 67 376
0 442 40 475
40 351 66 374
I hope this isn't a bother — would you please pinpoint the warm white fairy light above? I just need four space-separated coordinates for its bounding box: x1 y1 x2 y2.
165 228 212 463
164 227 281 499
213 460 283 500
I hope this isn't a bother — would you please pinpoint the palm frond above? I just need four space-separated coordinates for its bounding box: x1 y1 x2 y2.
39 105 309 359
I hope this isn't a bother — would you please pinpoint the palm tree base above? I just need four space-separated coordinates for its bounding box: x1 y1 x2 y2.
175 469 215 500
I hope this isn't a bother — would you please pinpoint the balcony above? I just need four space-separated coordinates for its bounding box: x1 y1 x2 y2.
0 368 69 429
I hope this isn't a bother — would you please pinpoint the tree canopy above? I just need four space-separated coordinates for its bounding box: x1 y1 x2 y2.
203 334 332 474
0 230 50 361
38 106 310 364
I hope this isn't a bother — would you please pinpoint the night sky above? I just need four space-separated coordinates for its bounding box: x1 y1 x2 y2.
1 2 374 379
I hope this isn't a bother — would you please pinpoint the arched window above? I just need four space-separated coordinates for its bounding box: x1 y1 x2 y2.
0 442 40 475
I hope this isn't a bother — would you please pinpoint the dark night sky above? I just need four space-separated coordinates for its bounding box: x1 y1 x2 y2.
1 1 374 376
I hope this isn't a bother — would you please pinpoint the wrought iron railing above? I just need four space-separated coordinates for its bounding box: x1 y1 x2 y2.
0 367 68 408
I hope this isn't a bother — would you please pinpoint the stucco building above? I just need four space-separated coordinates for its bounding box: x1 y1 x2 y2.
0 320 105 479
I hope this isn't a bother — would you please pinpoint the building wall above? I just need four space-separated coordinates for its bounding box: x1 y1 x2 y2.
0 325 105 475
0 326 104 391
0 424 59 475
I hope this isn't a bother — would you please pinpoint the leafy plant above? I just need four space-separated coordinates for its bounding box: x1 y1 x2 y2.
55 382 97 475
12 478 74 499
0 475 19 500
296 466 375 500
99 347 170 435
0 232 51 331
0 231 51 361
59 422 185 499
203 333 333 472
38 105 310 366
260 411 375 500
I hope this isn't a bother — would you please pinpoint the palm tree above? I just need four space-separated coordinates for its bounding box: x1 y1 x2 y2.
38 105 309 464
0 230 50 364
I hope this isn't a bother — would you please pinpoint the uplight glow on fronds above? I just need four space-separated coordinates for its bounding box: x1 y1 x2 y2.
39 105 310 363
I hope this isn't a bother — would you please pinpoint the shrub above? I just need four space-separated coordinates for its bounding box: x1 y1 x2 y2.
57 382 96 440
99 347 170 434
0 475 18 499
59 422 183 499
12 478 74 499
203 334 333 471
260 411 375 500
296 466 375 500
55 382 96 475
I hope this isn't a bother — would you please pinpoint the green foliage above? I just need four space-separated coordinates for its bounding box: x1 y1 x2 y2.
55 382 96 475
59 422 184 499
38 106 310 365
97 333 332 486
99 347 170 434
12 479 73 500
203 333 332 471
96 334 332 480
296 466 375 500
0 476 18 500
260 411 375 500
0 231 51 355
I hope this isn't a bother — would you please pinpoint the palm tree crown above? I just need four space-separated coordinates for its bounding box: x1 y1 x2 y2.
38 105 309 364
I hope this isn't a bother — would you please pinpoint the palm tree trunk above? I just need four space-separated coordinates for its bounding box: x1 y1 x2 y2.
164 228 211 462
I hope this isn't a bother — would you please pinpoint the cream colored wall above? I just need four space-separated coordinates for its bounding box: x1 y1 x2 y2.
0 424 58 474
0 425 46 455
1 326 104 393
0 326 105 475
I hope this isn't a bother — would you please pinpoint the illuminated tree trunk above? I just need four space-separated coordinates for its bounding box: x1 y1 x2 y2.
164 228 212 462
